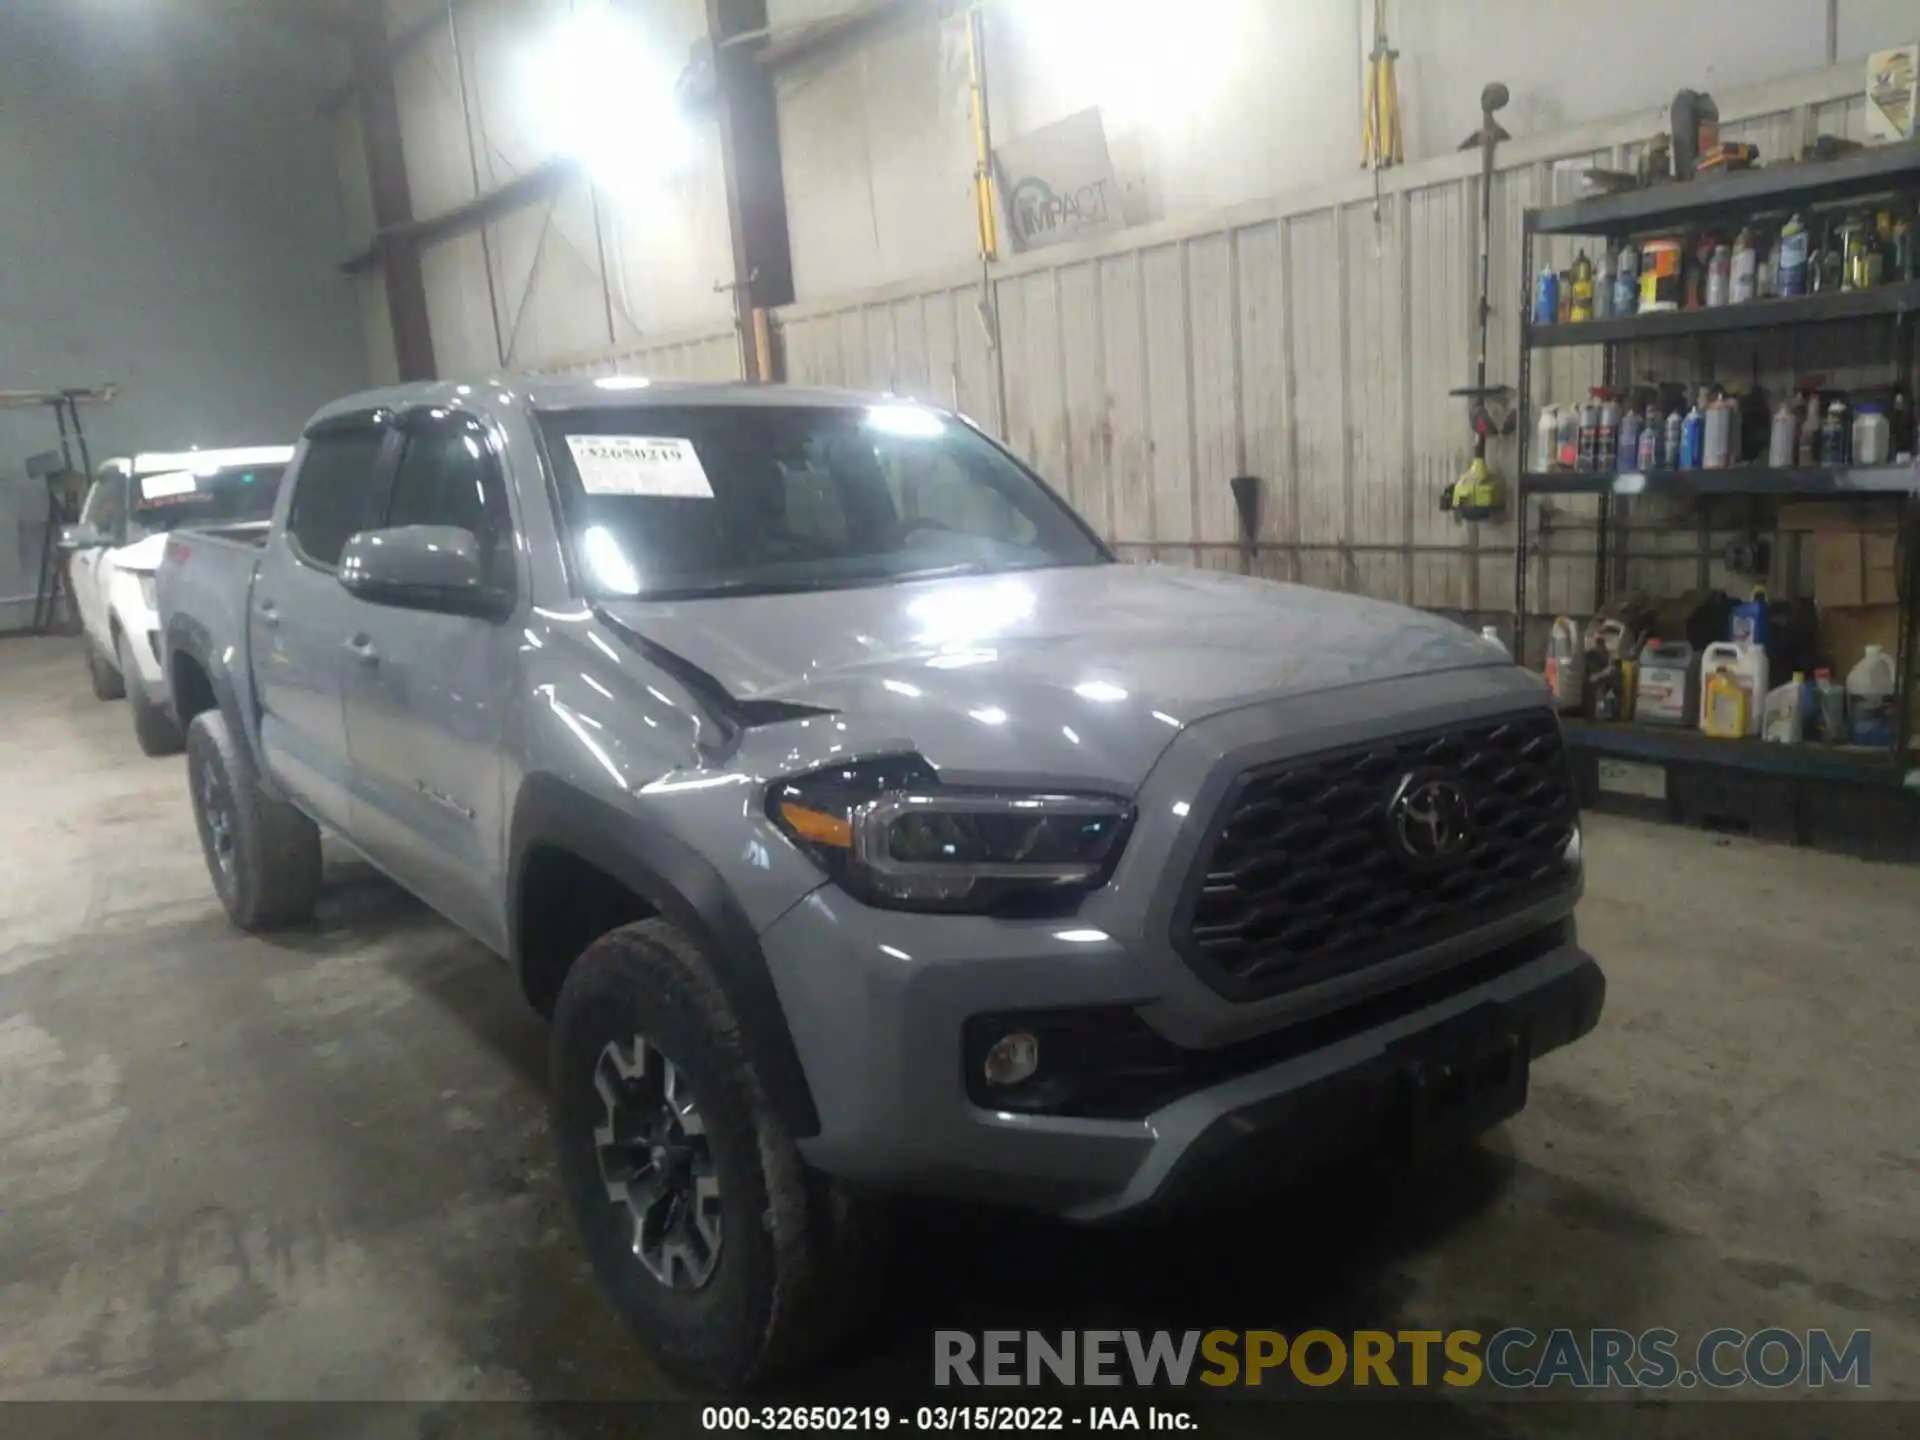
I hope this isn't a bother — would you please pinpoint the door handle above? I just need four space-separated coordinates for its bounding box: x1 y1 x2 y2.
345 634 380 667
256 600 280 628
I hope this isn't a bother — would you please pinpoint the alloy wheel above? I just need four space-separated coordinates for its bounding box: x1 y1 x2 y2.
591 1036 723 1290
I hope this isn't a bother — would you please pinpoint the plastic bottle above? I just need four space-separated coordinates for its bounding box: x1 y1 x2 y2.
1762 673 1806 744
1768 399 1798 466
1699 641 1768 738
1729 586 1770 648
1544 617 1585 711
1535 404 1561 472
1846 645 1897 746
1679 396 1705 469
1613 242 1639 316
1594 251 1615 320
1706 244 1732 307
1798 392 1821 466
1820 401 1850 465
1570 251 1595 321
1730 228 1758 303
1533 268 1559 325
1702 394 1734 469
1595 391 1621 472
1813 668 1846 744
1556 405 1581 470
1637 413 1660 470
1663 408 1684 469
1577 395 1602 472
1853 403 1890 466
1777 214 1809 296
1619 405 1643 474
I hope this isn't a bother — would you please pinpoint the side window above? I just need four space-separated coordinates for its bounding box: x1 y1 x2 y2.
285 425 387 568
385 416 514 589
82 475 128 541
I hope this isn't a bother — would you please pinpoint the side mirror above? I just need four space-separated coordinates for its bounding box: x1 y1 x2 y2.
57 523 105 552
337 525 513 620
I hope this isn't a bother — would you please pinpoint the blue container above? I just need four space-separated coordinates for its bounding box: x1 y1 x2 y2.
1533 269 1559 325
1679 407 1704 468
1729 590 1770 648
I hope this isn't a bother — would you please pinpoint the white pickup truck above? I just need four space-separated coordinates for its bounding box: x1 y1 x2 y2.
61 447 290 753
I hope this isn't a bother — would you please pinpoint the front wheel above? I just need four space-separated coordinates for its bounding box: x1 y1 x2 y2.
120 630 183 756
551 921 880 1389
185 709 322 930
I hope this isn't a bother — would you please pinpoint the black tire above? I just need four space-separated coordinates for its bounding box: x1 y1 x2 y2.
185 709 323 930
120 630 183 756
85 635 125 701
552 920 881 1390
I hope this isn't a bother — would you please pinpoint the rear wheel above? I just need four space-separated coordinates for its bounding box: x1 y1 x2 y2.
120 630 183 756
85 636 124 701
552 920 881 1389
185 709 322 929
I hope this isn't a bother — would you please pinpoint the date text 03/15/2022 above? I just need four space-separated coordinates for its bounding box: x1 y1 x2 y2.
701 1406 1195 1432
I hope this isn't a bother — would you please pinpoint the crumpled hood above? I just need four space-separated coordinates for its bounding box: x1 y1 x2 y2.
600 565 1507 788
110 533 169 573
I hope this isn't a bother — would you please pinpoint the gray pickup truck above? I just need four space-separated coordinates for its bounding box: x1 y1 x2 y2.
157 377 1603 1388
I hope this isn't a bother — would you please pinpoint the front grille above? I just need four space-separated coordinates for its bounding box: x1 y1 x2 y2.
1175 710 1577 1000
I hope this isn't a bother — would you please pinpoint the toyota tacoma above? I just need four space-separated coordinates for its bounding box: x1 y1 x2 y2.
156 378 1603 1388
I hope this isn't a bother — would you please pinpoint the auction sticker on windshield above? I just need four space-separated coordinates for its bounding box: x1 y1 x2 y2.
566 434 713 498
140 470 198 501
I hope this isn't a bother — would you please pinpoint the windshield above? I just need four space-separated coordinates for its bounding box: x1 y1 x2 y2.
538 404 1108 600
128 463 286 540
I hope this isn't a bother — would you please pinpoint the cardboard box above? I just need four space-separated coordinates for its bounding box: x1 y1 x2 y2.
1867 45 1918 141
1813 527 1901 607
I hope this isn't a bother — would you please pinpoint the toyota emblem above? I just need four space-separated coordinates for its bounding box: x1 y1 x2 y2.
1387 773 1474 863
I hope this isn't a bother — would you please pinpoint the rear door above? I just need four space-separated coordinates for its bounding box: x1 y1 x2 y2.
251 415 395 830
340 408 519 950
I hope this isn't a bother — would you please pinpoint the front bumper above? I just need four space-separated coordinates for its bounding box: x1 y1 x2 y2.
762 891 1600 1219
757 666 1599 1220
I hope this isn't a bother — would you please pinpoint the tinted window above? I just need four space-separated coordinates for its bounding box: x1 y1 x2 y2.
286 427 386 567
385 417 514 588
127 464 286 541
538 404 1106 600
81 474 129 541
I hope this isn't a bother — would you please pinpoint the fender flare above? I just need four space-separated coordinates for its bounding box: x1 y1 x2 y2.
508 773 822 1138
163 612 257 768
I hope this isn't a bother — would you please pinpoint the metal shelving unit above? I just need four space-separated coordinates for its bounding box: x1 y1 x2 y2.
1512 142 1920 820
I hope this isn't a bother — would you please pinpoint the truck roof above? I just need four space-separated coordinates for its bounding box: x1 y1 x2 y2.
100 445 295 478
303 377 941 430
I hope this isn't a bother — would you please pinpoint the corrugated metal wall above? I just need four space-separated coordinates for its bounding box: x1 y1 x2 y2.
775 70 1875 633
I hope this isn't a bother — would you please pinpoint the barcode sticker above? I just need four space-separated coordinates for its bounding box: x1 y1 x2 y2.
565 435 713 498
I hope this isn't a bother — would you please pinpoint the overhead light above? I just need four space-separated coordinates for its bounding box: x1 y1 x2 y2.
525 2 692 198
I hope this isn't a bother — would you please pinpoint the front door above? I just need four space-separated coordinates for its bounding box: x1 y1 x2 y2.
341 409 519 952
70 471 128 651
251 419 393 831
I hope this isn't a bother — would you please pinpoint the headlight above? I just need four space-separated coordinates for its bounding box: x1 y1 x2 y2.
768 755 1132 912
136 573 159 613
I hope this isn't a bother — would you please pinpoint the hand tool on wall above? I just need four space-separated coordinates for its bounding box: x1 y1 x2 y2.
1447 82 1512 521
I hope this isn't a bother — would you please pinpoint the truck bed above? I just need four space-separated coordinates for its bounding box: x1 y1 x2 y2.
155 525 269 750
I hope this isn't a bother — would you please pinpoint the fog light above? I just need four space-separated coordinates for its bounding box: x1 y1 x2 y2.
983 1032 1040 1087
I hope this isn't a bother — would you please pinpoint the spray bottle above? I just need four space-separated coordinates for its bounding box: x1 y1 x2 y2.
1679 392 1706 468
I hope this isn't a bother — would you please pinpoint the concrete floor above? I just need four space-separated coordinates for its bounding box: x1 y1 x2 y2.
0 632 1913 1431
